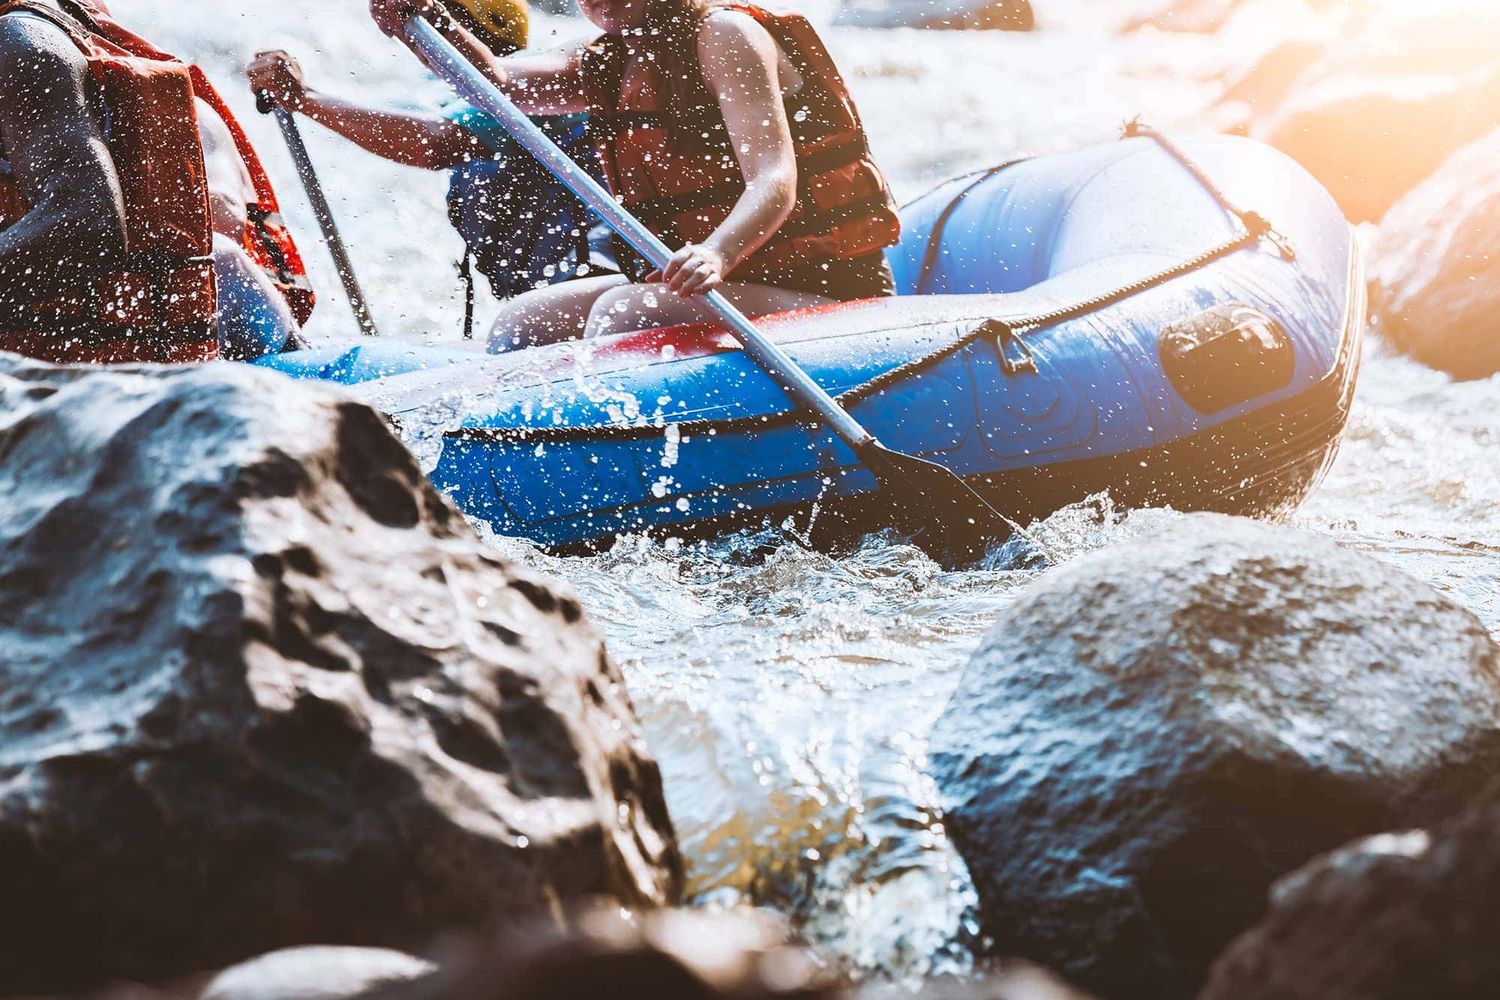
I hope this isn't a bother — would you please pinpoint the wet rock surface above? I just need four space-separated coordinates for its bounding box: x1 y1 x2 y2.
0 358 681 992
1249 7 1500 222
864 965 1099 999
931 514 1500 999
1199 794 1500 1000
365 907 841 1000
199 948 437 1000
1369 126 1500 381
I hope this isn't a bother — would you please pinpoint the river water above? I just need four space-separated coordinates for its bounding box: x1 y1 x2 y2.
137 0 1499 981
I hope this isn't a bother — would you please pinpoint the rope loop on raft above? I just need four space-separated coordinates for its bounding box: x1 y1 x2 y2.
1124 119 1296 262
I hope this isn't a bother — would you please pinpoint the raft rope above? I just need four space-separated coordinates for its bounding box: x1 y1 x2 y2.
449 123 1297 446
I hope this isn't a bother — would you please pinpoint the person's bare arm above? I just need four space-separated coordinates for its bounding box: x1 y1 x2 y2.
197 100 255 238
656 11 798 296
368 0 588 115
0 14 127 310
303 93 480 169
248 50 480 169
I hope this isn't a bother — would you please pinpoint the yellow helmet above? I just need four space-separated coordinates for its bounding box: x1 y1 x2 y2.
443 0 529 55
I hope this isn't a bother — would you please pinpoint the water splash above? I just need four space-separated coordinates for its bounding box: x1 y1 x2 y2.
469 498 1188 978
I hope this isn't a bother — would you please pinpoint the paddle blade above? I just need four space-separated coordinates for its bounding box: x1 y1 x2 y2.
857 441 1018 560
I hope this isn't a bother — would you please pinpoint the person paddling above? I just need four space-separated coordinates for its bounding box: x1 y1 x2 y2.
0 0 314 364
369 0 903 353
247 0 602 333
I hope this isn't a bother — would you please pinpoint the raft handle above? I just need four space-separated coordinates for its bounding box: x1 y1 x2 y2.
979 320 1038 376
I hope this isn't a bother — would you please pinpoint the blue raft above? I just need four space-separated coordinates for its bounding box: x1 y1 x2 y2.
257 132 1365 551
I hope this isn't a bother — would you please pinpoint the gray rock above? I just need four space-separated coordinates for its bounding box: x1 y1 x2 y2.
0 358 682 992
1199 796 1500 1000
864 964 1099 998
1370 126 1500 381
363 907 841 1000
199 948 436 1000
931 514 1500 999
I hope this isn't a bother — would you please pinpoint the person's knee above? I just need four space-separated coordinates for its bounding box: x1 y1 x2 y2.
213 233 296 360
211 233 252 283
489 278 628 353
585 283 665 338
487 297 573 353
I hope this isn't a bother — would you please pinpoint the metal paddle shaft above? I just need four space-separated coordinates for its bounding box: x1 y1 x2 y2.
403 15 1016 550
256 92 381 338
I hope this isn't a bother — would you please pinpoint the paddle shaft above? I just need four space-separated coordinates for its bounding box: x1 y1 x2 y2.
403 15 876 452
256 93 381 338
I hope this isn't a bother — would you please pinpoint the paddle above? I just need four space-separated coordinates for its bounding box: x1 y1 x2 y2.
256 91 382 338
400 13 1018 556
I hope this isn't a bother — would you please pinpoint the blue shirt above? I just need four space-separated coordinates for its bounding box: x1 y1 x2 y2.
443 101 589 159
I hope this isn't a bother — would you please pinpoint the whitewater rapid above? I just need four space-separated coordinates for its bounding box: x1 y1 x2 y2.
129 0 1498 980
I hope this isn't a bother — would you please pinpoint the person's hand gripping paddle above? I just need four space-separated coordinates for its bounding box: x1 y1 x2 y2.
254 86 381 339
396 10 1021 561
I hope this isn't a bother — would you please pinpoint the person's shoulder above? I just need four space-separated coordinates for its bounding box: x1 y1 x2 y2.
697 7 776 56
0 10 85 77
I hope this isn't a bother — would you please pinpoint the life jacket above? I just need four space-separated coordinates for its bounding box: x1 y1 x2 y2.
0 0 314 364
582 4 901 280
448 114 601 305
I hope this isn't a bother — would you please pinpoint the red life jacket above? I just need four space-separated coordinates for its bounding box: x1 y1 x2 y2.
582 4 901 278
0 0 314 364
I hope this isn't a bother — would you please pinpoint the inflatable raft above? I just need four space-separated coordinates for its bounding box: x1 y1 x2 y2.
257 131 1365 552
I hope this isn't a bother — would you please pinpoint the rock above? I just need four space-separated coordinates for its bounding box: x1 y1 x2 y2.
0 358 682 992
1253 7 1500 222
930 514 1500 1000
199 948 436 1000
1369 126 1500 381
1199 796 1500 1000
833 0 1033 31
363 907 841 1000
864 964 1100 998
1210 38 1331 134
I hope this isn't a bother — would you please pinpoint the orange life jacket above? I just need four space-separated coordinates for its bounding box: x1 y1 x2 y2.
582 4 901 278
190 66 317 329
0 0 314 364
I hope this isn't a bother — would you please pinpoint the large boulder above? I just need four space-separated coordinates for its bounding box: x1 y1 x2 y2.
1199 796 1500 1000
1369 126 1500 381
0 358 681 992
1252 6 1500 222
930 514 1500 1000
1209 38 1333 134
